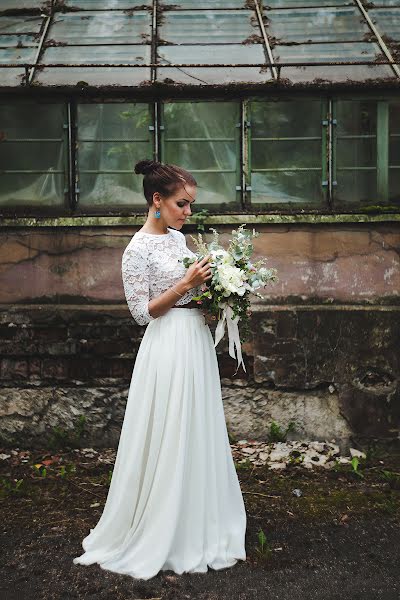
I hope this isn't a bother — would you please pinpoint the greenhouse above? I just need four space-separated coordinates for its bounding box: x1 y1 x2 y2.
0 0 400 215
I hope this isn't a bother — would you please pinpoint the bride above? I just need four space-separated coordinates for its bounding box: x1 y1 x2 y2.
72 159 247 580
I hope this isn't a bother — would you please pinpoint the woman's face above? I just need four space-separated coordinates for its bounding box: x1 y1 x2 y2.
153 184 197 229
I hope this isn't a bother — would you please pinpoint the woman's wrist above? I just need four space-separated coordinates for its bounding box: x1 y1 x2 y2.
174 279 191 296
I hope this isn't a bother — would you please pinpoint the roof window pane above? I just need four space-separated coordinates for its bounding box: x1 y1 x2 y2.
63 0 152 7
266 7 371 43
0 15 43 34
48 11 150 45
368 9 400 41
157 44 270 84
159 10 258 44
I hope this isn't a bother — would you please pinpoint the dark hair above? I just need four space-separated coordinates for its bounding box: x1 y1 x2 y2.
134 159 197 206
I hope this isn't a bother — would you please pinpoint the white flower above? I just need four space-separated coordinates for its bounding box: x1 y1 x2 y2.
210 248 234 265
217 263 247 296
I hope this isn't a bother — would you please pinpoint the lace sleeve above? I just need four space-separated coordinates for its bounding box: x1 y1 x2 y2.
121 242 156 326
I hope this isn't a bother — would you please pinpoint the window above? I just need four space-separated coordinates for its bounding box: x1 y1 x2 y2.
249 99 326 207
76 103 153 210
0 103 67 208
161 101 241 208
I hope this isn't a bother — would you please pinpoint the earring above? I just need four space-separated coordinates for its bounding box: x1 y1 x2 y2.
154 207 161 219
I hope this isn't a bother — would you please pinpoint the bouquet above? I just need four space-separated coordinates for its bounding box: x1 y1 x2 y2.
180 224 279 374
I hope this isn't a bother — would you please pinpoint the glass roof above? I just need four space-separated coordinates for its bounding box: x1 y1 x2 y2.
0 0 398 88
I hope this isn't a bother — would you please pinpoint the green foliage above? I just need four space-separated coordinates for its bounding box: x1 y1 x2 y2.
188 208 210 232
267 420 297 443
48 415 87 451
0 476 24 497
255 527 272 560
350 456 365 479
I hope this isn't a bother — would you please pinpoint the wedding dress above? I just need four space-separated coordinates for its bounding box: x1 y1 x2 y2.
72 226 247 580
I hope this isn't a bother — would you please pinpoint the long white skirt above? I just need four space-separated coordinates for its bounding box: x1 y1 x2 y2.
73 307 247 580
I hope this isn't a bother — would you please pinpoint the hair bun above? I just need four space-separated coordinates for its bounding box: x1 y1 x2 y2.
134 159 160 175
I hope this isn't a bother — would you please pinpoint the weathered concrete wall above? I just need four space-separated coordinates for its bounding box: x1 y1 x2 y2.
0 225 399 304
0 224 399 450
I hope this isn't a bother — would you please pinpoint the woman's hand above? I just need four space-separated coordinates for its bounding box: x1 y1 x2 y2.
182 254 213 290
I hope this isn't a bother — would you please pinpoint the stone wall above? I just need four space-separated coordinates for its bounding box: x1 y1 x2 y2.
0 224 399 450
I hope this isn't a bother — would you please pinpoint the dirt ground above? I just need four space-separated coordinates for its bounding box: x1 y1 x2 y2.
0 441 399 600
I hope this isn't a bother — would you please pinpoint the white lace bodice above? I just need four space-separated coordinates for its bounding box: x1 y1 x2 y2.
121 227 202 326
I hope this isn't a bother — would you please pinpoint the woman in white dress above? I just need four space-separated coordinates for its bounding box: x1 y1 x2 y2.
72 159 247 580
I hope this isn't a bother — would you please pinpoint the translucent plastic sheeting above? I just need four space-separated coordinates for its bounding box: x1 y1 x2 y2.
49 11 151 45
76 103 152 207
162 102 239 206
159 10 258 44
250 100 325 205
265 7 372 43
0 103 66 207
157 44 270 84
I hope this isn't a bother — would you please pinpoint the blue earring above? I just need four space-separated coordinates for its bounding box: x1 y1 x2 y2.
154 208 161 219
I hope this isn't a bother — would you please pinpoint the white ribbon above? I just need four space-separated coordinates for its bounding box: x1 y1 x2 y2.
214 305 246 375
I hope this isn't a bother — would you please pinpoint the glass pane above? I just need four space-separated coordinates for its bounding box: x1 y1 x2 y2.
77 103 152 207
161 0 246 6
78 173 144 206
0 45 36 64
163 102 239 205
0 34 38 47
389 170 400 204
0 103 66 207
389 100 400 168
160 10 257 43
266 7 371 43
0 16 43 34
271 41 392 82
334 100 377 205
64 0 152 6
369 9 400 40
265 0 354 5
42 45 150 65
251 99 322 137
250 100 324 205
337 139 376 168
49 11 151 44
336 101 377 136
0 1 44 7
335 171 377 204
35 67 151 86
252 172 324 204
0 173 65 206
252 140 321 169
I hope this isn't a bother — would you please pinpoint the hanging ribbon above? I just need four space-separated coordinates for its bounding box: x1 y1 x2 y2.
214 304 246 375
